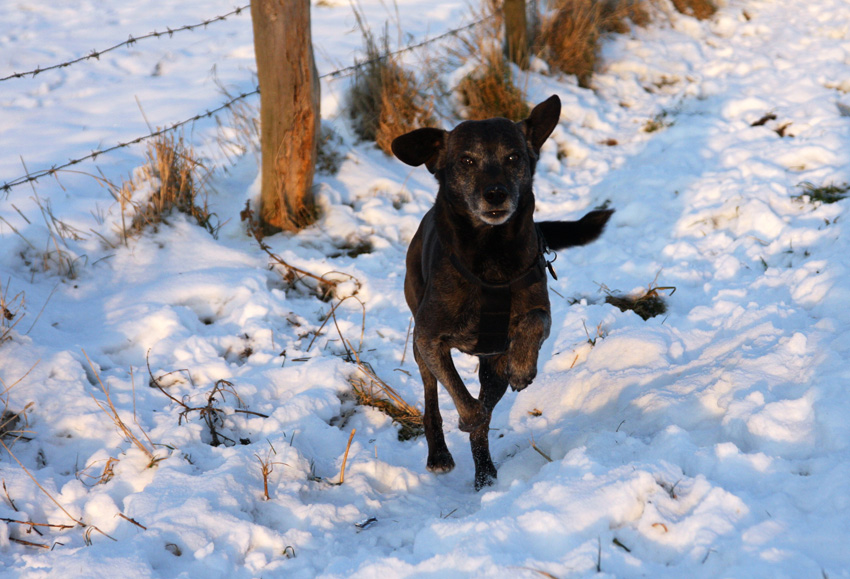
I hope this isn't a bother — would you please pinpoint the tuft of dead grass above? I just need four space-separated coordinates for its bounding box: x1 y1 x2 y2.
603 276 674 320
256 441 286 500
537 0 650 88
348 9 437 155
452 1 529 120
321 294 423 441
602 0 652 33
111 132 216 242
670 0 716 20
456 46 530 121
793 181 850 205
539 0 603 87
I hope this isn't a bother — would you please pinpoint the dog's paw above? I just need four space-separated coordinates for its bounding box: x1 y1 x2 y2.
427 452 455 474
509 368 537 392
510 379 532 392
457 400 487 432
474 468 497 491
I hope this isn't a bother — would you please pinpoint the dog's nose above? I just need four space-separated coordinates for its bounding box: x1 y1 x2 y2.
483 185 508 206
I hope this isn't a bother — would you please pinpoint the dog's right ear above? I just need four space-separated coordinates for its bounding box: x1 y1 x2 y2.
391 128 446 174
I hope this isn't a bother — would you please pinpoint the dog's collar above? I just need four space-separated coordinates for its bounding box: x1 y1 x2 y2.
447 224 557 289
447 225 557 356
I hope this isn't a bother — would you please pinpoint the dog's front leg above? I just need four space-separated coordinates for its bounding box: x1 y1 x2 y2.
413 343 455 473
508 308 551 391
414 334 487 433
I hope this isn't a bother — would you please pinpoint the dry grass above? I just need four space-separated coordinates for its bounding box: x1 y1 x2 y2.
537 0 650 88
1 279 24 345
337 428 356 485
539 0 603 87
111 132 216 242
323 294 423 441
603 276 674 320
83 351 160 466
793 181 850 205
255 441 286 500
348 10 436 155
1 437 116 545
671 0 716 20
451 1 529 120
17 191 87 278
0 363 36 444
456 46 530 121
602 0 651 32
147 356 268 447
316 124 345 176
243 202 362 302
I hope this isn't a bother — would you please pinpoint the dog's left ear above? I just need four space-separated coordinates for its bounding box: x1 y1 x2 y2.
519 95 562 155
391 128 447 174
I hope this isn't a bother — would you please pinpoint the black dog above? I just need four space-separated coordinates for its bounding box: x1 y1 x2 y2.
392 95 613 489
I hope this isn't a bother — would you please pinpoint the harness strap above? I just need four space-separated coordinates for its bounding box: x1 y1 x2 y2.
446 225 556 355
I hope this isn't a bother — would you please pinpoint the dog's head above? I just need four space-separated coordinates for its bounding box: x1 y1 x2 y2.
392 95 562 227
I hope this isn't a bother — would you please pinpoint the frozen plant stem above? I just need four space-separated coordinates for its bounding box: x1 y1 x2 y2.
83 350 157 462
0 438 115 542
339 428 356 485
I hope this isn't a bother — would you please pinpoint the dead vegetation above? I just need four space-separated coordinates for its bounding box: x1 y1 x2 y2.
110 132 217 242
793 181 850 205
453 1 530 120
146 354 268 447
457 46 530 121
1 279 24 345
83 351 161 467
215 82 261 163
670 0 716 20
1 435 118 547
255 441 287 500
602 276 675 320
312 294 423 441
242 201 362 302
9 190 88 279
537 0 649 88
347 8 437 154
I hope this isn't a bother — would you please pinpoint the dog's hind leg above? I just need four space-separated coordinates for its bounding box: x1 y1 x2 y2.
470 357 510 490
414 344 455 473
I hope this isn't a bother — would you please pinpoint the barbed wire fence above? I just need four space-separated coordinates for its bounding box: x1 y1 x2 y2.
0 5 251 83
1 6 493 195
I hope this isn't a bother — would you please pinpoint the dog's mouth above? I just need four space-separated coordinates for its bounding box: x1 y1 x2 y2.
480 209 512 225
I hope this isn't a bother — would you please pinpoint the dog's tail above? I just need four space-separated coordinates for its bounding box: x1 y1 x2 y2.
537 209 614 251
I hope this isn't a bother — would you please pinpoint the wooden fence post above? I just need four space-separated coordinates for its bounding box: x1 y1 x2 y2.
251 0 320 233
504 0 529 69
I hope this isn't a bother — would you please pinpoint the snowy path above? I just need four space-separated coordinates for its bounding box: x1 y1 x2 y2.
2 0 850 577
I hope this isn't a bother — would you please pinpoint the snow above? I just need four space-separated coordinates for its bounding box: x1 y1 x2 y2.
2 0 850 577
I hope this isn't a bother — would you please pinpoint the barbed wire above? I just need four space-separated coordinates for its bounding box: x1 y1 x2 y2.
0 5 250 82
1 88 260 193
320 16 491 80
1 14 493 194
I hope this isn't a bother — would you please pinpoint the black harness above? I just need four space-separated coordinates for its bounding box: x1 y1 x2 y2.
447 225 557 356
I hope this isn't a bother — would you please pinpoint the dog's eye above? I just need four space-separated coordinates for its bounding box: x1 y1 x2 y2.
506 153 520 163
460 156 475 167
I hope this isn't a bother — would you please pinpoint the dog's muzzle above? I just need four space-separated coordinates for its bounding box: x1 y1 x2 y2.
480 185 513 224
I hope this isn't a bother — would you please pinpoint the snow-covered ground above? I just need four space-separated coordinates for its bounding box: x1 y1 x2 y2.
2 0 850 576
